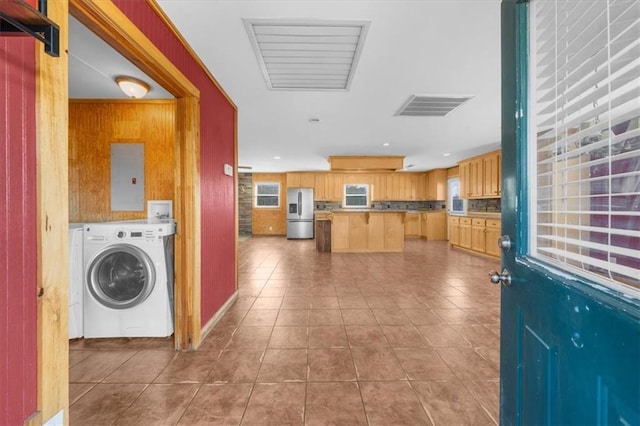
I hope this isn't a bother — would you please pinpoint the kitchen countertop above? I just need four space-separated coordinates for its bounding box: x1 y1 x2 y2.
449 212 502 219
316 209 448 214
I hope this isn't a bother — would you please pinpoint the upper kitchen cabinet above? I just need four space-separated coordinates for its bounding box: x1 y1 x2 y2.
327 173 344 201
374 172 420 201
313 172 343 201
458 150 501 199
343 173 374 186
314 173 328 200
425 169 447 200
483 151 501 197
286 172 315 188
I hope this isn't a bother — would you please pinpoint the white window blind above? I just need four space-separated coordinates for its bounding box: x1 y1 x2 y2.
529 0 640 294
344 184 369 208
255 182 280 207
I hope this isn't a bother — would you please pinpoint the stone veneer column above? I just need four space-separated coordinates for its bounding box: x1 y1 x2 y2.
238 173 253 235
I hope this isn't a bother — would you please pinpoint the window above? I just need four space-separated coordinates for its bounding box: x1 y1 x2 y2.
447 177 467 214
254 182 280 207
343 184 369 208
529 0 640 294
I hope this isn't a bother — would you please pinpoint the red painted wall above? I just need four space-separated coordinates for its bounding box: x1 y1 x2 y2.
113 1 237 324
0 35 38 425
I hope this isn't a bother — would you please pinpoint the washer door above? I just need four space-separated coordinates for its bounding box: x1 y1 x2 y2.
87 244 155 309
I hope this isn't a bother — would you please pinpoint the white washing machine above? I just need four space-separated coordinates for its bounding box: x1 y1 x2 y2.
83 219 175 338
68 223 84 339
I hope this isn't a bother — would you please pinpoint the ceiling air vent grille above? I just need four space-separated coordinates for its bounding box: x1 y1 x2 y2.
243 18 370 91
395 95 474 117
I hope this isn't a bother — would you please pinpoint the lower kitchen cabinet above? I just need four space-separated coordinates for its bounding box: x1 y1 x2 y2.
459 218 472 249
471 218 486 252
484 219 501 257
421 212 447 240
404 212 420 238
448 216 460 246
449 215 501 258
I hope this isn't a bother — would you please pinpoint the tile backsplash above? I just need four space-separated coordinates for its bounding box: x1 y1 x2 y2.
314 201 446 211
468 198 501 213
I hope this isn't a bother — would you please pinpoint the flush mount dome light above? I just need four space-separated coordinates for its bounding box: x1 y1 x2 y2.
115 76 150 98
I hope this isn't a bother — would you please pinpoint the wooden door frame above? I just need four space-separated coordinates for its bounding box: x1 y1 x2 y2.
68 0 202 351
36 0 208 421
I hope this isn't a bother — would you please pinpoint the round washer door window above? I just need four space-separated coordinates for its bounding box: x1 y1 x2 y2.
87 244 156 309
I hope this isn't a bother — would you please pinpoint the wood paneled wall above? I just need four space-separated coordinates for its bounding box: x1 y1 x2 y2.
252 173 287 235
69 100 176 222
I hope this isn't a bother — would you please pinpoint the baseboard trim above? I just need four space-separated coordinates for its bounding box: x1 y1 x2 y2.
198 291 239 344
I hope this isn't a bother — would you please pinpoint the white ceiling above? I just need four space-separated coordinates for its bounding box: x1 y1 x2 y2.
68 16 172 99
69 1 502 173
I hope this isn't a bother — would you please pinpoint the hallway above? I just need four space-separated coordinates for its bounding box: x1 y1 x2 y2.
69 237 501 425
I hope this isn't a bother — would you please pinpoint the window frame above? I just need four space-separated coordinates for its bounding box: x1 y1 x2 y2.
254 182 281 208
526 0 640 297
343 183 370 208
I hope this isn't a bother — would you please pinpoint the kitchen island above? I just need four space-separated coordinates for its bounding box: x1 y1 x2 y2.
330 210 405 253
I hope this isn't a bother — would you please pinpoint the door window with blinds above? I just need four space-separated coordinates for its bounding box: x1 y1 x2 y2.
528 0 639 295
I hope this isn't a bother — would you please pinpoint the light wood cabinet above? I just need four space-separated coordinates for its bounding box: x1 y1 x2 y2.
448 216 460 246
331 214 350 251
371 173 388 201
469 158 484 197
367 213 385 250
331 211 404 252
425 169 447 200
449 215 501 258
404 212 420 238
286 172 315 188
326 173 344 201
314 173 328 200
292 170 449 202
459 217 472 249
424 212 447 240
459 161 470 199
471 218 486 252
483 152 501 197
484 219 502 258
420 213 429 238
458 150 501 199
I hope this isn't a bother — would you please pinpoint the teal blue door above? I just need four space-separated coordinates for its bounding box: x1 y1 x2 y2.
500 1 640 424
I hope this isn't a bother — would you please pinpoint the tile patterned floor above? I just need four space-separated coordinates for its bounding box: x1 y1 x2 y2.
70 237 501 425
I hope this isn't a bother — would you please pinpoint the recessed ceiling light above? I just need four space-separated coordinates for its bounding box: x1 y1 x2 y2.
443 153 451 157
383 142 390 147
274 156 281 160
309 118 320 123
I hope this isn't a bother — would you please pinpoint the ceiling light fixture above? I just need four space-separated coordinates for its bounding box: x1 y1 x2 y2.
443 153 451 157
115 76 150 99
274 156 281 160
383 142 391 147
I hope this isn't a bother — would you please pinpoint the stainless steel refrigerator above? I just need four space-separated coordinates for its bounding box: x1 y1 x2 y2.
286 187 314 239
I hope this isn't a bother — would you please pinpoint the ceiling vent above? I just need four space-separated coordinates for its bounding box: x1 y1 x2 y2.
243 18 370 91
395 95 474 117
